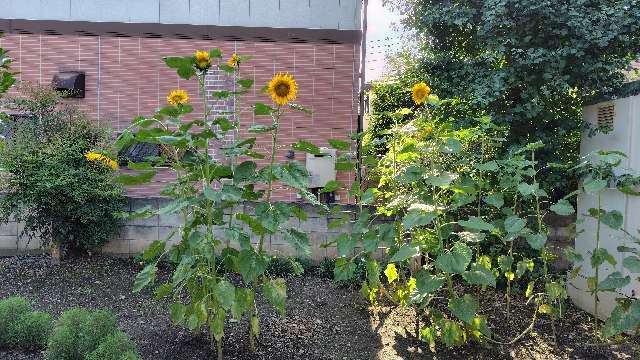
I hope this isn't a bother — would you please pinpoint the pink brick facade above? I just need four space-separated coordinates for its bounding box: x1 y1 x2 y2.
0 26 361 203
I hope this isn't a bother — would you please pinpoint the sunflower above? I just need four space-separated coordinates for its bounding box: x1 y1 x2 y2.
411 82 431 105
85 151 118 171
167 89 189 105
267 73 297 106
227 53 241 67
194 50 211 70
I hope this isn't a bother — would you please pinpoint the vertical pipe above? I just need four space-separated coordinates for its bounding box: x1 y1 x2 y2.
356 0 368 185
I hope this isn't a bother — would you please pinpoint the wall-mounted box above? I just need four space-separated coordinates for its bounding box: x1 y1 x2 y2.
52 71 85 98
306 147 336 188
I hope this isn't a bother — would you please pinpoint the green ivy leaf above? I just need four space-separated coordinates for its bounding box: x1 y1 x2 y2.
410 270 445 304
254 103 274 115
526 233 547 250
603 300 640 337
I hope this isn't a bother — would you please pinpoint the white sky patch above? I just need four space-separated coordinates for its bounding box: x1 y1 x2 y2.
365 0 403 81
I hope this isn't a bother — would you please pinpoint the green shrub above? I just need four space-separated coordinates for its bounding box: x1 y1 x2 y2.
0 85 125 252
0 296 32 345
85 331 140 360
7 311 52 350
265 256 305 277
46 308 118 360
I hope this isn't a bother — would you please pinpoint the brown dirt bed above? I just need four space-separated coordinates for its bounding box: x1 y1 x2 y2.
0 255 638 360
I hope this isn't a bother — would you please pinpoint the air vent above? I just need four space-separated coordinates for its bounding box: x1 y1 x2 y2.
597 103 615 132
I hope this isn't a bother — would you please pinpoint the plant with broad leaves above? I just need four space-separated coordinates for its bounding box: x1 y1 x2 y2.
565 150 640 336
116 49 319 359
328 85 571 350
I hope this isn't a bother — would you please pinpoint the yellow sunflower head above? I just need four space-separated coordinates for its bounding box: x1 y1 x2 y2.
411 82 431 105
167 89 189 106
227 53 241 67
85 151 118 171
267 72 298 106
194 50 211 70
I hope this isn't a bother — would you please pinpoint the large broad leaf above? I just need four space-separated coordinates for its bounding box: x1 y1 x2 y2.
598 271 630 291
336 233 357 257
389 244 421 262
213 280 236 311
384 263 398 284
462 264 496 287
231 288 255 320
601 210 624 230
623 256 640 273
591 248 617 267
603 300 640 337
435 242 472 274
236 213 269 236
526 233 547 250
448 295 479 325
282 228 312 257
483 193 504 208
517 182 537 196
263 278 287 316
292 140 321 155
362 230 380 253
409 270 444 304
550 199 575 216
402 209 437 229
504 215 526 234
458 217 494 231
234 161 257 182
334 258 356 282
238 249 267 283
143 240 166 262
133 264 157 292
583 177 608 194
272 161 309 189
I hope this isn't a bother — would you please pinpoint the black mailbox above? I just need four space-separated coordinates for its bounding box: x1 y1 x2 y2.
52 71 85 98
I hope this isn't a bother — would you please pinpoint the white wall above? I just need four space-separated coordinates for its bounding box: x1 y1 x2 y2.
569 94 640 319
0 0 361 30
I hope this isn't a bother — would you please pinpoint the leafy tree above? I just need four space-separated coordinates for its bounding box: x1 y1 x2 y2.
383 0 640 196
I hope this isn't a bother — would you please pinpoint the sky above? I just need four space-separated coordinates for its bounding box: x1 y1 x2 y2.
365 0 404 81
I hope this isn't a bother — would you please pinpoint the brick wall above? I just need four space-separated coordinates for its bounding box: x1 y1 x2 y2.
0 33 360 203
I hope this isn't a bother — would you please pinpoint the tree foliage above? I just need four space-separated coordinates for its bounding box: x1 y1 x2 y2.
383 0 640 195
0 86 125 252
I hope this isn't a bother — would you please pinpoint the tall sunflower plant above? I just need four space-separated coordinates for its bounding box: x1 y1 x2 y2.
328 82 571 351
113 49 325 359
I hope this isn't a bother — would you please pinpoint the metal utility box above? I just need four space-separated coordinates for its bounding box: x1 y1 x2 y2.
569 91 640 319
306 147 337 188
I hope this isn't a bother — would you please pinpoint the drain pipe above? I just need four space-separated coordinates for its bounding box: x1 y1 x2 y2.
356 0 368 186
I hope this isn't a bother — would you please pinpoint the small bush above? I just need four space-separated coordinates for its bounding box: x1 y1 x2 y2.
319 257 370 287
7 311 52 350
265 256 305 277
85 331 140 360
0 296 32 345
46 308 118 360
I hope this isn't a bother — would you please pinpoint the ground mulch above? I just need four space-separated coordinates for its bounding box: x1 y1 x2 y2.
0 255 638 359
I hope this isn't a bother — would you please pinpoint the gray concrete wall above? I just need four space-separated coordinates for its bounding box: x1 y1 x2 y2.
0 0 362 30
0 197 376 262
